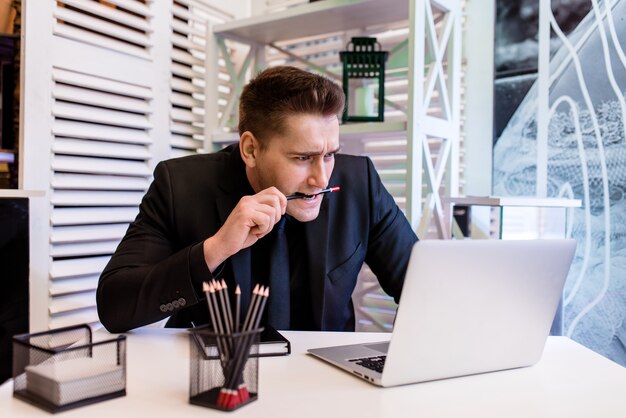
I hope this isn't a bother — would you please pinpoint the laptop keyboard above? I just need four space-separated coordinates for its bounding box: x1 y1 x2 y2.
350 356 387 373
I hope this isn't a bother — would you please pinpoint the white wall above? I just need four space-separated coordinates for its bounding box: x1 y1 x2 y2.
462 0 494 197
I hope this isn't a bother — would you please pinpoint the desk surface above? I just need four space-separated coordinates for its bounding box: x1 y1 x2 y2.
2 330 625 418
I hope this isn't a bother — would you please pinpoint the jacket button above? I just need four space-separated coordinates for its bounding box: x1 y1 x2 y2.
178 298 186 306
166 302 174 311
172 300 180 309
159 304 168 313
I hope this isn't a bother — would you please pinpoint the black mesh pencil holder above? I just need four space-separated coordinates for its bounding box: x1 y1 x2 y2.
189 328 262 411
12 324 126 413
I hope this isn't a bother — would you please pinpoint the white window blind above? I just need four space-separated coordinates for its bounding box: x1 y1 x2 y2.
54 0 154 59
49 67 154 328
22 1 240 331
169 0 233 157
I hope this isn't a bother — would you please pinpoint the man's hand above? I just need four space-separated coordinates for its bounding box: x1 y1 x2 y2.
202 187 287 272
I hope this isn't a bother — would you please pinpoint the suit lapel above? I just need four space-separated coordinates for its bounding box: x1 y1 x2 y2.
303 197 330 329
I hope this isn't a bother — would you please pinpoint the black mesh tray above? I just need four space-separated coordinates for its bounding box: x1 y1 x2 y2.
12 324 126 413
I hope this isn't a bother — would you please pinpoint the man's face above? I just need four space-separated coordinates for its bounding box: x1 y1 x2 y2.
250 113 340 222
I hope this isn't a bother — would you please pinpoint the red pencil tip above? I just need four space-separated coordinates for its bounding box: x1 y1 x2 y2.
330 186 340 192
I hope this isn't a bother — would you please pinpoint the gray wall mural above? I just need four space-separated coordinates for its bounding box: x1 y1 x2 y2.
494 0 626 366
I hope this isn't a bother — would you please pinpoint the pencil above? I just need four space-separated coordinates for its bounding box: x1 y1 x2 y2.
201 281 216 339
286 186 340 200
246 285 264 331
203 281 227 366
221 279 234 334
229 287 269 403
219 285 260 408
252 287 269 329
209 282 230 360
201 281 271 409
242 284 261 332
235 285 241 332
215 280 232 334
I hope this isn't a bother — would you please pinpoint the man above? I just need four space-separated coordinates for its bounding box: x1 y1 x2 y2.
97 66 418 333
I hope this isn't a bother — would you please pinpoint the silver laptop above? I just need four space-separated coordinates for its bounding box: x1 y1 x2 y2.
308 239 576 387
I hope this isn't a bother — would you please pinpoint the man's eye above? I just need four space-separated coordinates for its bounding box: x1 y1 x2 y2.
324 153 335 160
296 156 311 161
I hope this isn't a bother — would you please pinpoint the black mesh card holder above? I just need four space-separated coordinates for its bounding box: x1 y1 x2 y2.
12 324 126 413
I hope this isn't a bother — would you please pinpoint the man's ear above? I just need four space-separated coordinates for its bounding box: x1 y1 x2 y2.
239 131 258 168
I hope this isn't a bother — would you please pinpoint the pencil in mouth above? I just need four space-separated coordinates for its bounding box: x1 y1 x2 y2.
286 186 340 200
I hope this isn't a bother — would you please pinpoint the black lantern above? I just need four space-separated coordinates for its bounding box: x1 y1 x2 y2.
339 37 388 123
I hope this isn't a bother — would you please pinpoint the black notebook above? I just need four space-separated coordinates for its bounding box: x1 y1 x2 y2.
258 326 290 357
189 324 290 357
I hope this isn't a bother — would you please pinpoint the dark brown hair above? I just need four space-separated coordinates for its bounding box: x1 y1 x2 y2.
238 66 345 146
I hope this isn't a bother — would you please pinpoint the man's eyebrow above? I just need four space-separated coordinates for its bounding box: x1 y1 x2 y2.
288 146 341 156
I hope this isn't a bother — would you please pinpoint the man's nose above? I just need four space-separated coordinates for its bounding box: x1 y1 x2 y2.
308 158 329 187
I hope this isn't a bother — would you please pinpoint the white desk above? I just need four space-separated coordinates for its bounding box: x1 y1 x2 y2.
2 329 625 417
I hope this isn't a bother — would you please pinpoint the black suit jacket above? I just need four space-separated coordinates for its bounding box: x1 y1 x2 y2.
97 145 418 333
